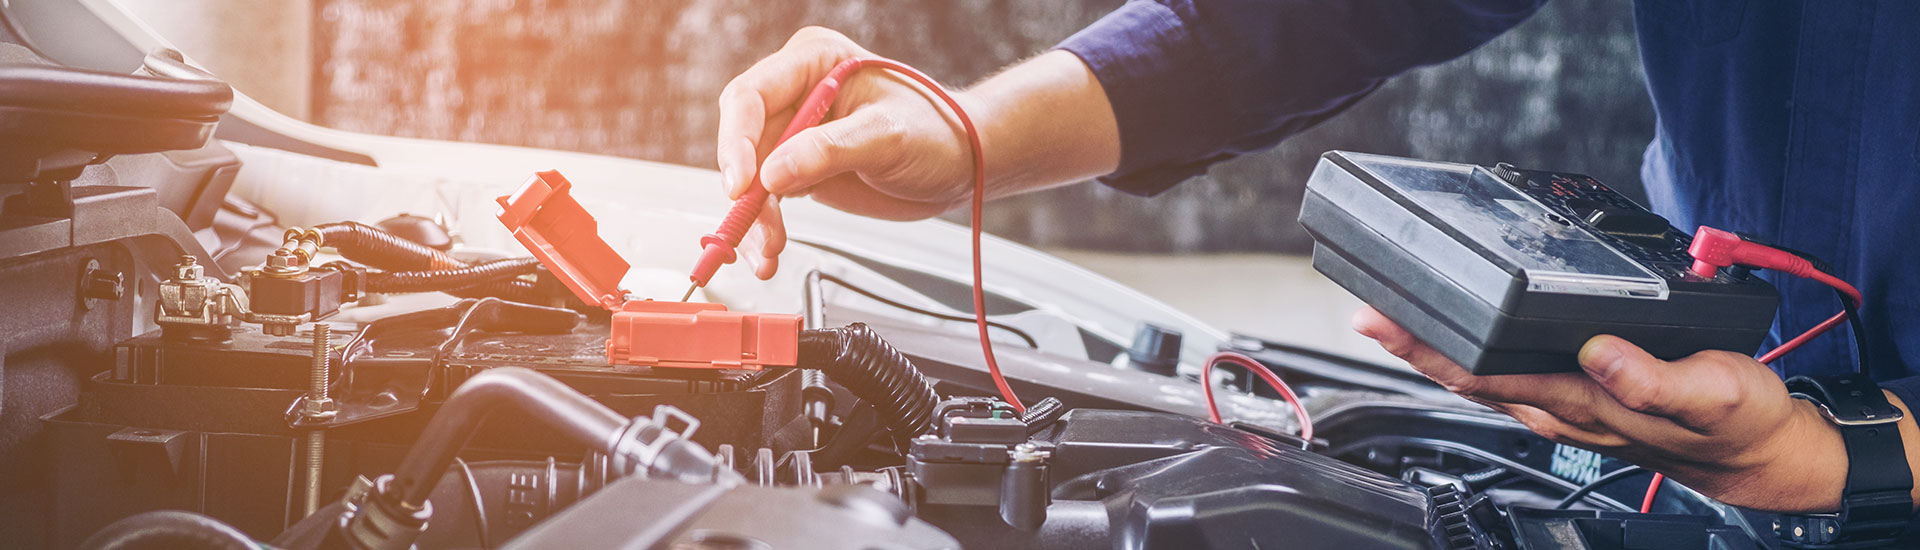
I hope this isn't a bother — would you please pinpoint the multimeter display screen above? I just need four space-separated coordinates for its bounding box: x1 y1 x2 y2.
1347 154 1667 298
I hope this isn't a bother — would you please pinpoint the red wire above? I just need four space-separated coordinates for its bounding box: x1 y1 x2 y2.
1756 268 1861 364
1641 473 1663 513
1200 351 1314 441
844 58 1025 412
1638 240 1865 514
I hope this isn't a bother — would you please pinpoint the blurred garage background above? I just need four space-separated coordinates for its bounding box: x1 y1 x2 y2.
119 0 1654 364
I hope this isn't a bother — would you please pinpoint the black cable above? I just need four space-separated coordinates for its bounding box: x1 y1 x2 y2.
363 258 543 294
316 221 466 271
1552 465 1646 511
452 457 491 550
815 272 1038 348
1725 234 1870 377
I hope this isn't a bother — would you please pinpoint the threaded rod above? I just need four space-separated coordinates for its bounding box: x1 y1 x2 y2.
302 323 332 516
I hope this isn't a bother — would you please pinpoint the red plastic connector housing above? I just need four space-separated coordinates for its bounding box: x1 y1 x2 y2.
496 170 801 370
1686 225 1815 279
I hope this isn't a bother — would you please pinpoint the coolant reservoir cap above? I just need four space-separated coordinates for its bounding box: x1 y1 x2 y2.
496 170 631 310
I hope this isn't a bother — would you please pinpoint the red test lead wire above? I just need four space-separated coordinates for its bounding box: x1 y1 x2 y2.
1686 225 1863 363
1635 226 1868 513
688 57 1026 412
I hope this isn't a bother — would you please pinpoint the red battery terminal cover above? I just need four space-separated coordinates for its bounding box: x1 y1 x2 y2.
495 170 800 370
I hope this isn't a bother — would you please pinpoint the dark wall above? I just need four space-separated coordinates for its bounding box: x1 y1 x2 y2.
314 0 1653 254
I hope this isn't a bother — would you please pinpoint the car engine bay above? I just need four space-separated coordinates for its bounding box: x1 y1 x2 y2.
0 2 1789 549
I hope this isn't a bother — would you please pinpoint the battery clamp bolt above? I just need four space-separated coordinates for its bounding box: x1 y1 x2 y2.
298 323 339 419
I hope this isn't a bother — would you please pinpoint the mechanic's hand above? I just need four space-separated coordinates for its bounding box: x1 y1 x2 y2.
716 27 976 279
1352 307 1852 513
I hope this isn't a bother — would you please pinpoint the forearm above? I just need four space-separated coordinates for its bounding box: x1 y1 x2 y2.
960 50 1119 199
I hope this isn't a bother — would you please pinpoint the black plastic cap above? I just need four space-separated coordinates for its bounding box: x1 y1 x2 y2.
1126 323 1182 376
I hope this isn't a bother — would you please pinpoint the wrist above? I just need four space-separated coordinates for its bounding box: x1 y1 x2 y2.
1694 398 1848 513
1883 390 1920 512
1773 397 1851 512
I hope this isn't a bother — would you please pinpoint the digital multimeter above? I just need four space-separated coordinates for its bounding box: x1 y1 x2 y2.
1298 151 1779 375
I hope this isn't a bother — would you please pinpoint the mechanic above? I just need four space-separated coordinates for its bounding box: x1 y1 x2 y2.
712 0 1920 521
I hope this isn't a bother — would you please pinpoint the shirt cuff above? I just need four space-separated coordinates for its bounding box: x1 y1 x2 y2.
1055 1 1213 196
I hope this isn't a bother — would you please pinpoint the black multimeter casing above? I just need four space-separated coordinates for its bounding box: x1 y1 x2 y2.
1298 151 1778 375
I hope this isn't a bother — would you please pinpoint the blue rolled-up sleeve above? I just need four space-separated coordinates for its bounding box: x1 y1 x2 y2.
1056 0 1548 195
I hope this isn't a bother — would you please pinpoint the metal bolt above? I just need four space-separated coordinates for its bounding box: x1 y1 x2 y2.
302 323 334 516
263 249 307 276
304 430 325 516
302 324 337 417
1010 443 1049 463
173 256 203 281
311 324 331 398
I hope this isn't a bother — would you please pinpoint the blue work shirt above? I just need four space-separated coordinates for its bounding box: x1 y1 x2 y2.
1058 1 1920 389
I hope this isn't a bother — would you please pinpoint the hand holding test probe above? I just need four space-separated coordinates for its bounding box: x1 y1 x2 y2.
706 27 1123 286
690 42 1029 411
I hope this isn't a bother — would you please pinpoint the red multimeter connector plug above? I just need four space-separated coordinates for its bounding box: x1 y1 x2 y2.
496 170 801 370
1686 225 1816 279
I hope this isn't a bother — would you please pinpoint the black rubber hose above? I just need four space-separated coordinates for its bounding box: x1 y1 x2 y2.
413 459 590 550
387 368 734 509
365 258 543 293
391 368 629 507
316 221 466 271
77 510 260 550
799 324 940 438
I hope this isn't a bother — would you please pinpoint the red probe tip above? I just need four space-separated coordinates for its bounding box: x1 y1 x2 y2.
690 243 733 289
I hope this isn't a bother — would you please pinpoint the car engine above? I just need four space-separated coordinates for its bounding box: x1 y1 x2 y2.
0 2 1786 549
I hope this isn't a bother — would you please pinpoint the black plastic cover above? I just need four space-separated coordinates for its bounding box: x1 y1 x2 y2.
926 409 1441 550
1507 507 1759 550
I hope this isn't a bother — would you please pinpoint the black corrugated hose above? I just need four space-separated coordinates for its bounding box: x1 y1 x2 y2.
317 222 545 303
365 258 543 294
77 510 260 550
799 323 940 438
316 221 466 271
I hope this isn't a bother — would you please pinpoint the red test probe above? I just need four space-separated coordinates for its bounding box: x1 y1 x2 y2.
682 57 864 302
681 57 1027 412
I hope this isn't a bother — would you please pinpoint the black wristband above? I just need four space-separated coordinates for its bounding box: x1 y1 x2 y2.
1774 375 1913 548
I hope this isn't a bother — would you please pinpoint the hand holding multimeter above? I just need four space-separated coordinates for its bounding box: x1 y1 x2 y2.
1304 151 1900 527
1301 151 1822 374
